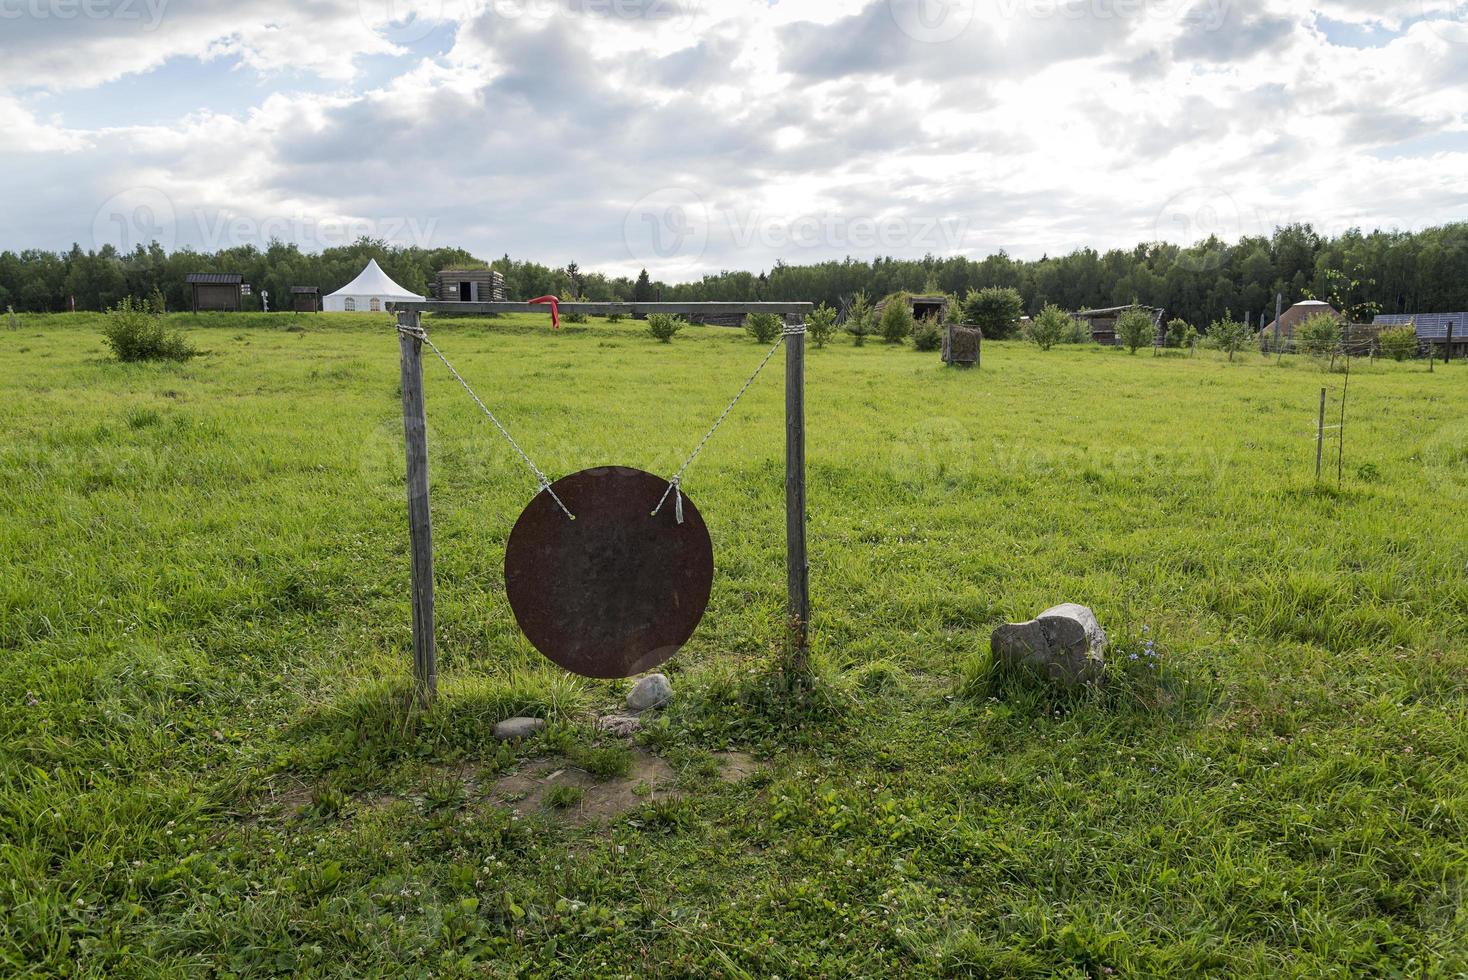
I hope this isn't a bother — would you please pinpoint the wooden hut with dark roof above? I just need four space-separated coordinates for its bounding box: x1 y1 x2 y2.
185 273 243 313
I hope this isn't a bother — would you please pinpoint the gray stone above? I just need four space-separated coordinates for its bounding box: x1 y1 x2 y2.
493 717 546 741
596 714 643 737
626 673 673 712
991 603 1107 688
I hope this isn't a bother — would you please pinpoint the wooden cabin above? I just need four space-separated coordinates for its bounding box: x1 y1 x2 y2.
435 268 507 303
186 273 243 313
290 286 321 313
1262 301 1340 352
1071 304 1166 346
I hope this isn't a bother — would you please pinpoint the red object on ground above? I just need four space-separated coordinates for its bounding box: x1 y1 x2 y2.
528 295 560 329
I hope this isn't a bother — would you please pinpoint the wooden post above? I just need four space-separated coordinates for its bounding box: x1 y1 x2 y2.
1446 321 1455 364
785 323 810 668
1274 293 1283 363
398 311 437 707
1315 386 1327 482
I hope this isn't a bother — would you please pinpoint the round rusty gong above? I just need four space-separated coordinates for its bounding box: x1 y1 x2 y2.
504 466 713 679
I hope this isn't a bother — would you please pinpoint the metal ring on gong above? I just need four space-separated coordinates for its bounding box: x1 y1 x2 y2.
504 466 714 679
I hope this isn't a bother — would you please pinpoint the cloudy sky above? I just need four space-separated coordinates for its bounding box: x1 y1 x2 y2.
2 0 1466 279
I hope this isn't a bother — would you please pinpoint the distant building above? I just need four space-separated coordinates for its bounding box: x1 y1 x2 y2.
1262 300 1340 351
435 268 507 303
186 273 243 313
874 294 950 322
1071 305 1166 346
290 286 320 313
1373 312 1467 359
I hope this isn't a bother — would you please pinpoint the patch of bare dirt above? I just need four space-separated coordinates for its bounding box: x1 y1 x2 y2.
489 748 678 825
712 751 759 783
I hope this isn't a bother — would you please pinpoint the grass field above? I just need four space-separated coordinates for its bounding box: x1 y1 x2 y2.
2 311 1466 977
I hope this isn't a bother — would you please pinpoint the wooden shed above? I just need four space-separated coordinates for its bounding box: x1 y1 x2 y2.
1071 304 1166 346
435 268 507 303
874 294 950 323
290 286 321 313
1373 312 1466 359
186 273 243 313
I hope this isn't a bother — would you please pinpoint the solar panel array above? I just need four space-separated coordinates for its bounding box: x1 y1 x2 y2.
1373 313 1465 340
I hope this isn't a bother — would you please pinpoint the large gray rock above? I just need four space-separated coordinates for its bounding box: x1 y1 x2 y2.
626 673 673 712
991 603 1107 688
493 717 546 741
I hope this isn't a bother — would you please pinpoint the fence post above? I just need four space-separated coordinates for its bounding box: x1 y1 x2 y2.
398 311 437 707
1315 386 1327 482
1275 293 1284 363
785 321 810 671
1447 321 1456 364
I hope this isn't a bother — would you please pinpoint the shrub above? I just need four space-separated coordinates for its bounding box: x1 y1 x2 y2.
6 305 17 331
1378 324 1417 361
962 287 1024 339
1182 324 1199 349
1208 314 1252 362
1115 307 1156 354
606 311 626 323
562 311 589 324
1026 304 1069 351
1165 318 1191 348
646 313 684 343
805 302 837 348
913 318 943 352
102 296 196 362
1297 313 1342 358
1061 314 1091 344
844 293 875 347
744 312 782 344
879 294 915 344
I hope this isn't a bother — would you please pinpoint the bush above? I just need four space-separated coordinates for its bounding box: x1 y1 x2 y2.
806 303 837 348
1061 314 1091 344
562 311 589 324
1026 304 1069 351
1378 324 1418 361
7 305 18 331
646 313 685 343
1208 314 1252 362
606 311 626 323
879 294 915 344
844 293 875 347
1297 313 1342 358
1182 324 1199 349
913 319 943 352
102 296 196 362
1165 318 1191 348
1115 307 1155 354
744 312 782 344
962 287 1024 339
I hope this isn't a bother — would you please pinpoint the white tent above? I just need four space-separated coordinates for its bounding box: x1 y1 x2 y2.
324 259 425 312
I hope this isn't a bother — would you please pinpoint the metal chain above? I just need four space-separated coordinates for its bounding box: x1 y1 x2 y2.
404 325 576 521
652 325 806 519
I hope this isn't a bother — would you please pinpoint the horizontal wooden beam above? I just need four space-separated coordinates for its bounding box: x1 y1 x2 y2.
388 301 814 317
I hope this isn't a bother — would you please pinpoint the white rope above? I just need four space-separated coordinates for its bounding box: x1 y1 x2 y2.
652 325 805 521
402 325 575 521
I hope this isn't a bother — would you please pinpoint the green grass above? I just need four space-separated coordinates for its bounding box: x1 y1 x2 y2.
2 311 1465 976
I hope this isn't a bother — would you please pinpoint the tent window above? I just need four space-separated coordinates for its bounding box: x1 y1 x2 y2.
370 298 382 312
344 297 356 312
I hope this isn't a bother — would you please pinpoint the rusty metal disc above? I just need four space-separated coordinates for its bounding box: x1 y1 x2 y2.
504 466 713 679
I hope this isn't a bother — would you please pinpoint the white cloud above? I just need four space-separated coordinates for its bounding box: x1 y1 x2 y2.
1 0 1466 276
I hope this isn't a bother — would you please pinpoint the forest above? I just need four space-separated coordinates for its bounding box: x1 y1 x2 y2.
3 222 1464 329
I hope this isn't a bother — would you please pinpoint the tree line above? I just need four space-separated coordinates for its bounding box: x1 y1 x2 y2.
3 223 1464 330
